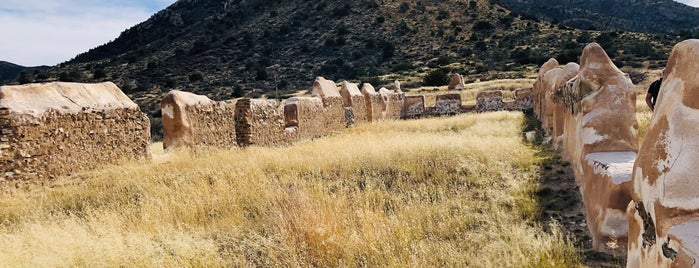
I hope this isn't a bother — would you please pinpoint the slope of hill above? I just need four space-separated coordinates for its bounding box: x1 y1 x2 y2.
498 0 699 33
6 0 685 126
0 61 48 82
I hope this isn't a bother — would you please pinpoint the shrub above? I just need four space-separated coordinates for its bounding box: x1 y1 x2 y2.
189 71 204 82
423 68 450 86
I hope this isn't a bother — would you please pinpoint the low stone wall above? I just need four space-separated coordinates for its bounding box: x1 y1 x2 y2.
235 98 290 147
161 90 236 150
627 39 699 267
0 82 150 180
475 90 504 113
402 95 425 118
312 77 346 132
433 93 461 115
513 88 534 112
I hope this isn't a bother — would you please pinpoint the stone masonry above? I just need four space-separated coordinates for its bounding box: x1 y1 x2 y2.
161 90 236 150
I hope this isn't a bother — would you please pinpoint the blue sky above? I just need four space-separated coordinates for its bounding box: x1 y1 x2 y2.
0 0 176 66
1 0 698 67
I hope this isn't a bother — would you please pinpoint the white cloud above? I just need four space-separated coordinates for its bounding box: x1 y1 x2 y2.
676 0 699 7
0 0 176 66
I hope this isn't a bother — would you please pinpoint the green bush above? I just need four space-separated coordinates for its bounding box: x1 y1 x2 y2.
423 68 450 86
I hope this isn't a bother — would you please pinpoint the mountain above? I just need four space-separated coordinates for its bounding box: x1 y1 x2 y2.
6 0 688 139
0 61 48 82
498 0 699 33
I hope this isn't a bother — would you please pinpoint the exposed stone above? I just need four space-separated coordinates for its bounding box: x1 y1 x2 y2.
311 77 346 132
235 98 290 147
161 90 236 150
433 93 462 115
402 95 425 119
475 90 504 113
0 82 150 180
284 97 330 141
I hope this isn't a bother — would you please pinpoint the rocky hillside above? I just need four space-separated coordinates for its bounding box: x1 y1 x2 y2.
5 0 687 137
498 0 699 33
0 61 47 82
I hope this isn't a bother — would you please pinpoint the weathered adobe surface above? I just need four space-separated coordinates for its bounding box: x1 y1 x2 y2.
311 77 347 132
448 73 465 90
533 58 561 119
402 95 425 119
433 93 462 115
339 81 367 125
235 98 290 147
536 42 638 255
0 82 150 180
361 84 384 122
475 90 504 113
161 90 236 150
379 87 405 120
627 39 699 268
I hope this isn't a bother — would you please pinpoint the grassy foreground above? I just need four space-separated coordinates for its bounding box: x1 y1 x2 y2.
0 112 581 267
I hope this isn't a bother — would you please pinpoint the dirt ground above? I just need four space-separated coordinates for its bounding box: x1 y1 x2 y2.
535 147 627 267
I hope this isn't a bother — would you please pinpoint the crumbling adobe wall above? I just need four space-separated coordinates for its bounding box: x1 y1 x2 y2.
533 58 560 120
284 97 329 141
0 82 150 180
475 90 504 113
556 43 638 254
235 98 290 147
340 81 367 125
312 77 346 131
448 73 465 90
161 90 236 150
379 87 405 120
402 95 425 119
627 39 699 267
512 88 534 113
361 83 384 122
433 93 461 115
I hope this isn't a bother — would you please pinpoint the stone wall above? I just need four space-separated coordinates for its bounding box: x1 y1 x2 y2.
475 90 504 113
402 95 425 119
284 97 329 141
312 77 347 131
235 98 290 147
513 88 534 112
627 39 699 267
433 93 462 115
0 82 150 180
379 87 405 120
340 81 367 125
361 84 384 122
161 90 236 150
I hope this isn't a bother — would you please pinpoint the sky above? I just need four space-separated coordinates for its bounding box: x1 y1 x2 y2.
0 0 176 66
1 0 699 67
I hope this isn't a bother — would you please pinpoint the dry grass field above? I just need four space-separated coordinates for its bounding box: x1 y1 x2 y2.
0 111 582 267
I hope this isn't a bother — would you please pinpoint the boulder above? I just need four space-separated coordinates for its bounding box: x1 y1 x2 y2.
627 39 699 267
0 82 150 180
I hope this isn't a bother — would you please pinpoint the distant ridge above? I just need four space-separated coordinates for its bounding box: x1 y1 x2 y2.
0 61 49 83
499 0 699 33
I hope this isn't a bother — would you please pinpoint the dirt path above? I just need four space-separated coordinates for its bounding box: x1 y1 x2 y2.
535 147 627 267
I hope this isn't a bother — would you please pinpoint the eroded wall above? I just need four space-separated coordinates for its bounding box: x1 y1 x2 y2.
161 90 236 150
0 82 150 180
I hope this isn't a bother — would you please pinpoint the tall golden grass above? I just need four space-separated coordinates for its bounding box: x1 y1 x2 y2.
0 112 581 267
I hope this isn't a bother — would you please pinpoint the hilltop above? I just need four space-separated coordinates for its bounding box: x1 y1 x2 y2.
3 0 688 134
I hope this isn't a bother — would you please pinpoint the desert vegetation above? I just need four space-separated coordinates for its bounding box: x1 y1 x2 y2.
0 111 582 267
